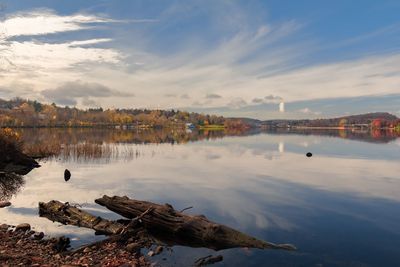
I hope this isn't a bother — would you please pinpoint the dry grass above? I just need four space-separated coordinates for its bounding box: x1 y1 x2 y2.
0 128 23 161
23 143 62 159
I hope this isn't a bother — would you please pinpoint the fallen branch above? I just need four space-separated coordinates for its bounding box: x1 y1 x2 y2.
180 206 193 213
120 207 154 234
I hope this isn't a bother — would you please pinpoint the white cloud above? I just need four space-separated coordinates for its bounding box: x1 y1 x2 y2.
0 10 121 72
90 48 400 110
69 39 113 47
0 10 112 37
2 39 120 69
0 10 124 100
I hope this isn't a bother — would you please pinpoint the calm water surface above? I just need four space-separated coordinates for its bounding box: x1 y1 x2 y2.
1 129 400 267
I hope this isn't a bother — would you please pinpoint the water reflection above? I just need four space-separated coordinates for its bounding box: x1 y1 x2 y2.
17 127 400 148
14 127 400 164
0 128 399 266
17 128 247 146
268 128 399 143
0 172 25 201
18 128 255 163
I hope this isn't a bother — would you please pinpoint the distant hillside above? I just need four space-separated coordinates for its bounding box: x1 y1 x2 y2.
333 112 398 123
226 117 261 127
262 112 400 129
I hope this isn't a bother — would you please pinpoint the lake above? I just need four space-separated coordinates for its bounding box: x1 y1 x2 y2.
1 128 400 266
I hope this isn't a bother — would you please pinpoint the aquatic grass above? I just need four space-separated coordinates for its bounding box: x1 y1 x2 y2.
58 143 141 163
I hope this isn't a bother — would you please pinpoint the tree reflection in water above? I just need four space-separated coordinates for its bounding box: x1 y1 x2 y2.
0 172 25 201
14 127 400 163
18 128 253 163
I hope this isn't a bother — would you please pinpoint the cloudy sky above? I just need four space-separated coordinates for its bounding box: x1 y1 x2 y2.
0 0 399 119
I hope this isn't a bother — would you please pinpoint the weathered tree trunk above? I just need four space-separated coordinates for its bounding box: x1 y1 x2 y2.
95 195 296 251
39 200 125 235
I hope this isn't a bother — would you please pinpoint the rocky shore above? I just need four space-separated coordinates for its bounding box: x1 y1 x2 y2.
0 223 149 266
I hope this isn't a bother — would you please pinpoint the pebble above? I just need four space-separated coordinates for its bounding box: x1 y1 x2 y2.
126 243 141 253
27 230 35 236
33 232 45 240
83 247 91 253
31 256 43 262
0 201 11 208
147 251 155 257
154 246 163 255
15 223 31 232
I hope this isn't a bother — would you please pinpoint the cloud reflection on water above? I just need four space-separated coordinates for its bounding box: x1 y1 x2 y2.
1 130 399 266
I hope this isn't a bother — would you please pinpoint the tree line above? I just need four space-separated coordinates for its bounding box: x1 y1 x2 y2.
262 112 400 129
0 98 230 128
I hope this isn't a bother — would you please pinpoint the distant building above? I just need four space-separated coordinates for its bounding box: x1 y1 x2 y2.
279 102 285 112
185 123 195 129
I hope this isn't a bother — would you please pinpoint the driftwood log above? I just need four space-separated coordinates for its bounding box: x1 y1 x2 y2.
39 197 295 252
39 200 125 235
95 195 296 251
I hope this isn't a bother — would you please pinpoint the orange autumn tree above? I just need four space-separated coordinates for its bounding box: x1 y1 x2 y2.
371 119 382 129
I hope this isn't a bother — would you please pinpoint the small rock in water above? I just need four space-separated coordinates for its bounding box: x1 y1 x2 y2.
306 152 313 157
147 251 155 257
15 223 31 232
53 236 71 252
0 201 11 208
64 169 71 182
126 242 141 253
33 232 45 240
154 246 163 255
